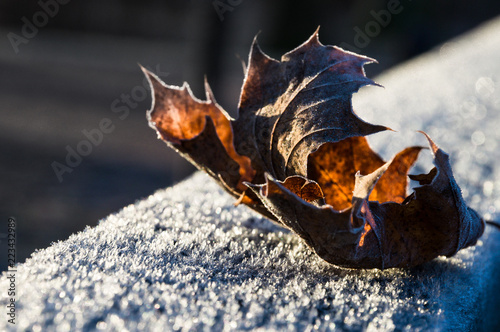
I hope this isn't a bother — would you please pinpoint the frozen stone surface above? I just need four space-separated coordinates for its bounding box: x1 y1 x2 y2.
2 18 500 332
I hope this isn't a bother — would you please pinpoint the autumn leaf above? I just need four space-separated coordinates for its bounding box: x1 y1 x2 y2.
232 31 388 183
307 136 423 211
144 29 485 269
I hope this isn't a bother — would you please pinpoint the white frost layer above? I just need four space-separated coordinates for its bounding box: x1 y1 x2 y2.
2 17 500 332
2 172 499 331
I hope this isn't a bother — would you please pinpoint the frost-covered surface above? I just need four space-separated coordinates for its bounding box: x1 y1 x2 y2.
2 18 500 332
2 172 500 331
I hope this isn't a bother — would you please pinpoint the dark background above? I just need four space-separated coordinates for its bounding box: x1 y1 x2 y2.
1 0 499 270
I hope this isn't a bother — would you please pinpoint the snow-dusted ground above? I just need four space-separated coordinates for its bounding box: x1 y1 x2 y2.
2 17 500 332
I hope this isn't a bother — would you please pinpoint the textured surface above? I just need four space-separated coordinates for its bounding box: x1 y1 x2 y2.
2 18 500 331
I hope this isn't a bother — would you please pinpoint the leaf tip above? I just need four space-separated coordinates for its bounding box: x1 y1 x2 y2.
264 172 276 183
250 32 262 52
308 26 322 45
203 76 217 103
141 65 163 90
384 126 396 132
235 53 247 74
417 130 440 155
138 63 148 74
353 160 391 199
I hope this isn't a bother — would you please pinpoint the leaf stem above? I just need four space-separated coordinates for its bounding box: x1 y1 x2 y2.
486 220 500 230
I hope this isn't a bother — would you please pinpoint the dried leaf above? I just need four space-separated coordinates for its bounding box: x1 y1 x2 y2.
144 69 254 192
307 136 423 211
250 133 485 269
144 30 485 269
232 29 388 182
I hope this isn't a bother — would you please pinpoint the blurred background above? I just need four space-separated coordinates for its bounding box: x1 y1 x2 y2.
1 0 500 270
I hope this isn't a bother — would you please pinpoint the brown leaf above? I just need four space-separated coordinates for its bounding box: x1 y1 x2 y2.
247 161 391 269
250 135 484 269
144 30 485 269
143 68 254 192
307 136 423 210
232 29 388 182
